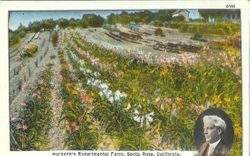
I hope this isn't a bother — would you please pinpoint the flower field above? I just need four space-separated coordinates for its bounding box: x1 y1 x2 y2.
10 28 241 154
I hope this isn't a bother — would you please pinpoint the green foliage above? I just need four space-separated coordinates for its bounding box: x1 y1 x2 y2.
65 124 99 150
24 44 38 57
153 21 164 27
9 24 27 47
58 18 69 29
10 69 53 150
40 19 56 30
173 15 185 22
9 31 20 47
82 14 105 27
59 46 100 150
28 21 42 32
106 10 173 25
51 31 59 47
19 31 26 38
156 10 173 22
166 22 239 36
118 126 152 150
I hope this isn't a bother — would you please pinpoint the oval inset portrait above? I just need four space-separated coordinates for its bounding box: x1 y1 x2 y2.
194 107 234 156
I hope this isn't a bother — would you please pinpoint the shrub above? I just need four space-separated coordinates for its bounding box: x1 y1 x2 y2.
19 31 26 38
165 22 239 36
51 31 59 47
24 44 38 57
9 35 20 47
155 28 164 37
191 33 207 42
154 21 163 27
173 15 185 22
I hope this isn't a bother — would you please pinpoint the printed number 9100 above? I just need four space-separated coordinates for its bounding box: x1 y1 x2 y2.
226 4 236 8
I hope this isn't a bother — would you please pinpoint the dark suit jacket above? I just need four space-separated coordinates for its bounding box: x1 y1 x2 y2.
199 140 229 156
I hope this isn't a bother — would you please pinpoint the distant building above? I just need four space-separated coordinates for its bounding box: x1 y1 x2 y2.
172 9 190 21
208 10 240 23
222 10 240 22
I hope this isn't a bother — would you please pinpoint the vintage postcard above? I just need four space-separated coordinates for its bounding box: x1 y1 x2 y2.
0 1 249 156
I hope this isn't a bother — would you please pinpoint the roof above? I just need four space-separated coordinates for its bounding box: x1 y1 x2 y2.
172 9 190 15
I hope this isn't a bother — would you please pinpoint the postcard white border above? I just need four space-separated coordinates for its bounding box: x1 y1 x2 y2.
0 1 249 156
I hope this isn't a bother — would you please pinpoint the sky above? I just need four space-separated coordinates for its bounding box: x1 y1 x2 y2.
9 9 200 31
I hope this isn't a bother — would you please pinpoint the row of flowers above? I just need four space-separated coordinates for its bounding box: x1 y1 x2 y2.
67 39 158 130
10 69 53 150
59 45 100 150
69 31 242 153
74 30 201 66
66 48 128 105
62 35 157 150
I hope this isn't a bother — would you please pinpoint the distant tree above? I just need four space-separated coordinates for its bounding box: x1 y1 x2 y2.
58 18 69 29
17 24 26 33
28 21 42 32
16 24 27 38
41 19 56 30
82 14 105 27
107 13 116 24
56 18 69 29
119 11 131 24
156 10 173 22
105 10 177 25
69 18 80 28
140 10 153 24
131 12 142 23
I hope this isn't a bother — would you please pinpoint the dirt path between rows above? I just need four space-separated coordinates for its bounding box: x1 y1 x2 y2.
47 46 65 150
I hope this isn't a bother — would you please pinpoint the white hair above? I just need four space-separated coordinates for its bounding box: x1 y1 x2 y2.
203 115 226 132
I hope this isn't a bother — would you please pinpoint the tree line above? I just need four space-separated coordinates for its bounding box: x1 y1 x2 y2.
9 9 237 47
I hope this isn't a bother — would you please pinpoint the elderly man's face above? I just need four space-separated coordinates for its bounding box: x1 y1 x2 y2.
203 121 221 143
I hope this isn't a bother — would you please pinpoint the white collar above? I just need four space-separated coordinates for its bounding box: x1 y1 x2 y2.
209 139 221 149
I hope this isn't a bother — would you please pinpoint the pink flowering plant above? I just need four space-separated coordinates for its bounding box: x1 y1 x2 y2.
10 69 53 150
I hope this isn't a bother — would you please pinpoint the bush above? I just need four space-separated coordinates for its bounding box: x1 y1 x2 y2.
191 33 207 42
9 35 20 47
51 31 59 47
9 30 26 47
173 15 185 22
153 21 163 27
166 22 239 36
25 44 38 57
19 31 26 38
155 28 164 37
